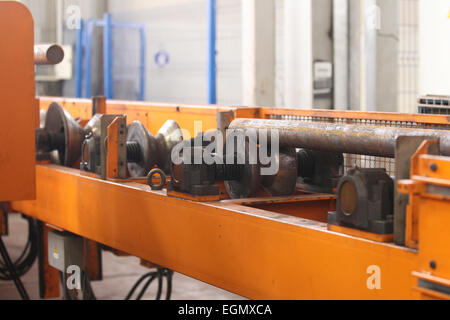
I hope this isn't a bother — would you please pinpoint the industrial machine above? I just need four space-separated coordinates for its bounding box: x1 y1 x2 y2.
1 2 450 300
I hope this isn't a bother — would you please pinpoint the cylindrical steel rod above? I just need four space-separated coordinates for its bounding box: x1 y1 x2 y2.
229 118 450 158
34 44 64 65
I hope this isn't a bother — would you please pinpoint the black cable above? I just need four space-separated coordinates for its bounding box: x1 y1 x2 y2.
135 274 157 300
125 271 156 300
132 268 173 300
0 236 29 300
164 269 174 300
81 239 97 300
82 272 97 300
0 215 38 281
155 271 163 300
54 245 174 301
59 271 72 300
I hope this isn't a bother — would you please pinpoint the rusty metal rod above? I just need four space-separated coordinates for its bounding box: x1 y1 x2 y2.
34 44 64 65
229 118 450 158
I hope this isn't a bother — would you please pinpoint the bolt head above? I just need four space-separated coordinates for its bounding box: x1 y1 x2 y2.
430 260 437 270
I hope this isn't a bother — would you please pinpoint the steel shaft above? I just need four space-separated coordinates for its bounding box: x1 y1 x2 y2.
34 44 64 65
229 118 450 158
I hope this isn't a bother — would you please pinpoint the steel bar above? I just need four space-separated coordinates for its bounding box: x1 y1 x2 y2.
229 118 450 157
34 44 64 65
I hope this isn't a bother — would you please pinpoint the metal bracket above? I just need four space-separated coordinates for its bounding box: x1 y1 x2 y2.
394 136 439 246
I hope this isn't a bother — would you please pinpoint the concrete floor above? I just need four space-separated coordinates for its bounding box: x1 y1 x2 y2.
0 214 244 300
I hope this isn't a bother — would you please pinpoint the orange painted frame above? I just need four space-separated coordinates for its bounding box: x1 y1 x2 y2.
0 2 36 202
28 97 450 299
398 141 450 300
12 165 420 299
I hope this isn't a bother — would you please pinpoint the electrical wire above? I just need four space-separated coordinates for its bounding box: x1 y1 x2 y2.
125 271 157 300
0 236 29 299
0 215 38 281
0 213 174 301
0 214 38 300
163 268 174 300
124 268 174 300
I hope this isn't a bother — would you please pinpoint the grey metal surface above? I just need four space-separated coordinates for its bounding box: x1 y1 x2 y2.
127 121 158 178
47 231 83 273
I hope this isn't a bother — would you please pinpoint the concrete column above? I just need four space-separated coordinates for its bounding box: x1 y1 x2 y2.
283 0 313 109
363 0 378 111
242 0 275 107
333 0 349 110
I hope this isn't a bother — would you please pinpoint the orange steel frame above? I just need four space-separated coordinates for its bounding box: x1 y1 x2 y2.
9 97 450 299
0 2 36 202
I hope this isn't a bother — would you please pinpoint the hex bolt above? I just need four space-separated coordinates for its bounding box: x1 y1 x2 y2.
430 260 437 270
430 163 438 172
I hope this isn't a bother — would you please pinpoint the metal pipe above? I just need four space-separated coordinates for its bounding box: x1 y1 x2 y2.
103 13 113 99
229 118 450 157
34 44 64 65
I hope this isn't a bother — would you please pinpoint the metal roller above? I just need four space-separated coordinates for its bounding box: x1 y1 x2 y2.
154 120 184 173
36 103 85 167
126 121 158 178
126 120 184 178
261 148 298 197
34 44 64 65
229 118 450 158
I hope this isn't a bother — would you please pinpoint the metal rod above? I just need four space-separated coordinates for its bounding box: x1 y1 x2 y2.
103 13 113 99
229 118 450 158
34 44 64 65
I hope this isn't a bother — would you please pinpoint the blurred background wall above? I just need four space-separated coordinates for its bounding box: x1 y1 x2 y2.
18 0 450 112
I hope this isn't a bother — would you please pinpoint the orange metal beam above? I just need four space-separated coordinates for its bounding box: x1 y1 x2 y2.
260 107 450 125
0 2 36 202
12 165 420 299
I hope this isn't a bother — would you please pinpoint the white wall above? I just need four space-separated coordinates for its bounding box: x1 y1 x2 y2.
419 0 450 97
108 0 242 105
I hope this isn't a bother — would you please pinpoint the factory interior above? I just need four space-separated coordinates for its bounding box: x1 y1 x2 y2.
0 0 450 303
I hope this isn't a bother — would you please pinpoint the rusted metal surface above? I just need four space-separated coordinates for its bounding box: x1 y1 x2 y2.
261 148 298 196
34 44 64 65
229 118 450 158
